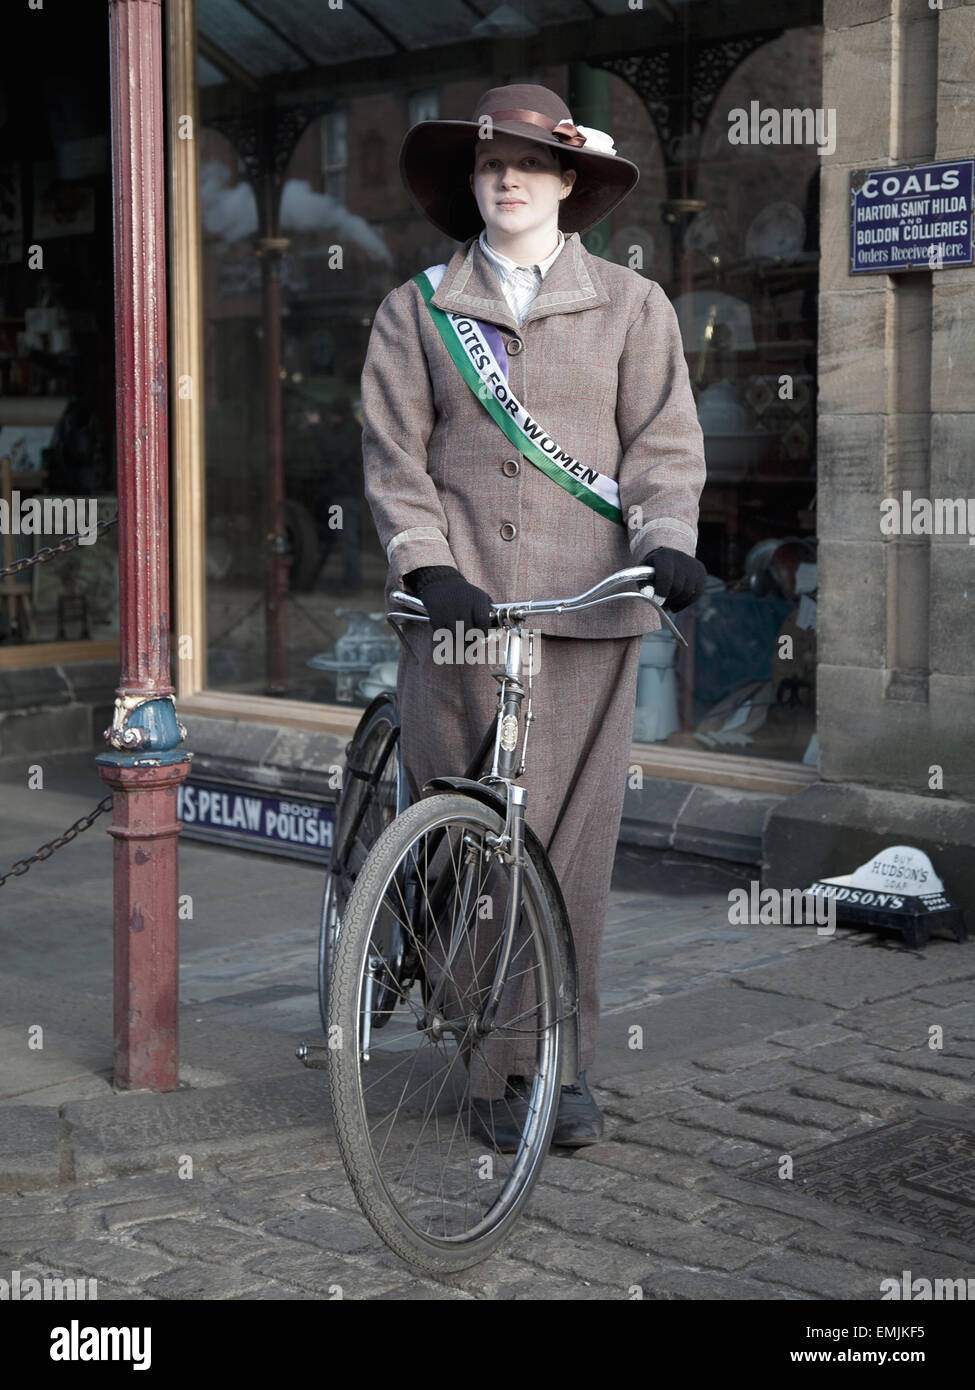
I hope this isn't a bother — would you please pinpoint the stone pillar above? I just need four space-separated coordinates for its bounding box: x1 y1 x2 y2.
764 0 975 912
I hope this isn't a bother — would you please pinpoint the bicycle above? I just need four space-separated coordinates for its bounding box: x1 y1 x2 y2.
297 564 683 1273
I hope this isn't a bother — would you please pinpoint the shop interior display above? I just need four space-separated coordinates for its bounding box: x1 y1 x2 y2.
0 55 116 649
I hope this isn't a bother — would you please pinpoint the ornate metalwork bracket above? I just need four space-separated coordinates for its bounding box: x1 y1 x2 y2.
102 693 189 759
592 30 781 191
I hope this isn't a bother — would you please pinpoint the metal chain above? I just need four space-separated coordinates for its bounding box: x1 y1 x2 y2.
0 795 114 887
0 512 119 580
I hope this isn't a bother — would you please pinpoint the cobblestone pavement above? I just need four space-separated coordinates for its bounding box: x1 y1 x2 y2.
1 755 974 1300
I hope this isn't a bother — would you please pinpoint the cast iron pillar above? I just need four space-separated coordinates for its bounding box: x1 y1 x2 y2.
97 0 191 1092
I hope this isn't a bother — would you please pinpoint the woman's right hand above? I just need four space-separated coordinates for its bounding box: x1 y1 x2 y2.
404 565 494 638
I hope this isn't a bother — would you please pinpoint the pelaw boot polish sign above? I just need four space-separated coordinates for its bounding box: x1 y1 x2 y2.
806 845 968 948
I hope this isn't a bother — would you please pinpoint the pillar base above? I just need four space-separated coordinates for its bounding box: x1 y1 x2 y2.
97 756 192 1091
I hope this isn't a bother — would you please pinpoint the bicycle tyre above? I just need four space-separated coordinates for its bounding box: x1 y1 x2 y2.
328 791 565 1274
318 694 402 1036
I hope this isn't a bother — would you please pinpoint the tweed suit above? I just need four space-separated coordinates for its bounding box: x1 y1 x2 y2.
361 232 706 640
360 235 706 1095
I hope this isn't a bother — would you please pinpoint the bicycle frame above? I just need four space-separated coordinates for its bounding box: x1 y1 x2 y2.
386 565 673 1042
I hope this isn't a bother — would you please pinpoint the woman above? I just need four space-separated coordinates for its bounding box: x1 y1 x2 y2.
360 84 707 1148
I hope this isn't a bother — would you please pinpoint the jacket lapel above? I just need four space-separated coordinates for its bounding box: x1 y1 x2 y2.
430 231 610 332
520 232 611 327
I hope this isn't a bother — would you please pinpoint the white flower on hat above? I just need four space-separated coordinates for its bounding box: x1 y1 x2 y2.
574 124 617 156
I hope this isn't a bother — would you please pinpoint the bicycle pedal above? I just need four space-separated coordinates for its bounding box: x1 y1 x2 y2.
295 1042 329 1070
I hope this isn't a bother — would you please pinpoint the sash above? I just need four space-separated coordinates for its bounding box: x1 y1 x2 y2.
414 264 624 526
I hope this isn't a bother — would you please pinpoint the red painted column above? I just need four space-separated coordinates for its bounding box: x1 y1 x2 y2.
98 0 191 1092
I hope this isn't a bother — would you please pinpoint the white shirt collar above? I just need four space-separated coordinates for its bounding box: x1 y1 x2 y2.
478 227 565 281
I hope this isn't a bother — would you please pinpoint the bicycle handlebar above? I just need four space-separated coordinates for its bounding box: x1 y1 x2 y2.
388 565 688 647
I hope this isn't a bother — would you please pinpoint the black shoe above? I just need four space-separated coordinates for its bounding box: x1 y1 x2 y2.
470 1075 532 1154
551 1071 604 1147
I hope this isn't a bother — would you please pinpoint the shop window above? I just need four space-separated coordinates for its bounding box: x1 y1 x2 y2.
189 3 819 768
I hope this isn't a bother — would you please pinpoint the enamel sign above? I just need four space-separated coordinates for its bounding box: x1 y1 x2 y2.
177 778 335 863
850 158 974 274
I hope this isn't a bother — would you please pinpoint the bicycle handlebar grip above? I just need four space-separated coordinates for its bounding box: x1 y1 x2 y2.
389 589 427 613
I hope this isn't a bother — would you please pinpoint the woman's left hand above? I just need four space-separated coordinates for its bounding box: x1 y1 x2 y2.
642 547 707 612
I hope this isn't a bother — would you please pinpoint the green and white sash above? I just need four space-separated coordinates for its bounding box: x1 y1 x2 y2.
414 264 623 527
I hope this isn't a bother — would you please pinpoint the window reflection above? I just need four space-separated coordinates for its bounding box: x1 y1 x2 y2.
196 12 820 764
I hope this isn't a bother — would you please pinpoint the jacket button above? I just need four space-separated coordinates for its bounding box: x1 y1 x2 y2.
500 522 517 541
507 338 523 354
502 458 520 477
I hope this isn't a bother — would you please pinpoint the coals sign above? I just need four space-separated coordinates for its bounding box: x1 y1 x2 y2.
850 158 974 274
177 778 334 862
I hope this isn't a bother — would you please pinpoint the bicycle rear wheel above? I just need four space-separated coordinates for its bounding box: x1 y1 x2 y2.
319 695 402 1035
328 792 565 1273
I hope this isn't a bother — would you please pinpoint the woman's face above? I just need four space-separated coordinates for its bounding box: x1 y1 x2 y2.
469 133 576 242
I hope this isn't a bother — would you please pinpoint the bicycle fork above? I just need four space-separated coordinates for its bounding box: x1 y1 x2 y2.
420 783 527 1038
477 626 531 1035
478 783 527 1036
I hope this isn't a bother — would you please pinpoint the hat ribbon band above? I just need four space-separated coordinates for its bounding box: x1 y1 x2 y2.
486 108 587 147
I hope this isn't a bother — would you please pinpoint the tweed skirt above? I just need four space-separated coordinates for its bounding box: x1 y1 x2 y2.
396 622 642 1098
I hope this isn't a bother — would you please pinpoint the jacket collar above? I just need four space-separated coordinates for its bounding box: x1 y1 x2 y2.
430 230 611 333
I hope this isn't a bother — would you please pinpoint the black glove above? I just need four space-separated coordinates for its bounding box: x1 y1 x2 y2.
404 565 494 637
642 548 707 613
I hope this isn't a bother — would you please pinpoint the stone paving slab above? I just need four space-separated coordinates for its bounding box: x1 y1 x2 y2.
0 1106 64 1192
784 1074 916 1121
61 1072 336 1181
708 1158 975 1265
732 938 974 1008
32 1236 182 1288
594 980 832 1082
833 1001 975 1055
748 1252 884 1299
0 1209 93 1259
0 1022 112 1100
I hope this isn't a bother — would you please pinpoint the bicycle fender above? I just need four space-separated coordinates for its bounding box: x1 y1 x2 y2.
422 774 581 1085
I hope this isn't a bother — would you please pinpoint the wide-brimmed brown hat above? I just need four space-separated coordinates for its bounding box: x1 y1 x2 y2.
400 83 639 241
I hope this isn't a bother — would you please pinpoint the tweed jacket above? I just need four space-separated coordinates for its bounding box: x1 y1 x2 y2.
360 231 707 639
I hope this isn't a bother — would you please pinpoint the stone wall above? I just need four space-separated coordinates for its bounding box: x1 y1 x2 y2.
0 664 116 762
816 0 975 801
766 0 975 920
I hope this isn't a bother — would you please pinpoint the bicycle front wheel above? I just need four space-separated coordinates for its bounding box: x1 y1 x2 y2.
328 792 565 1274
